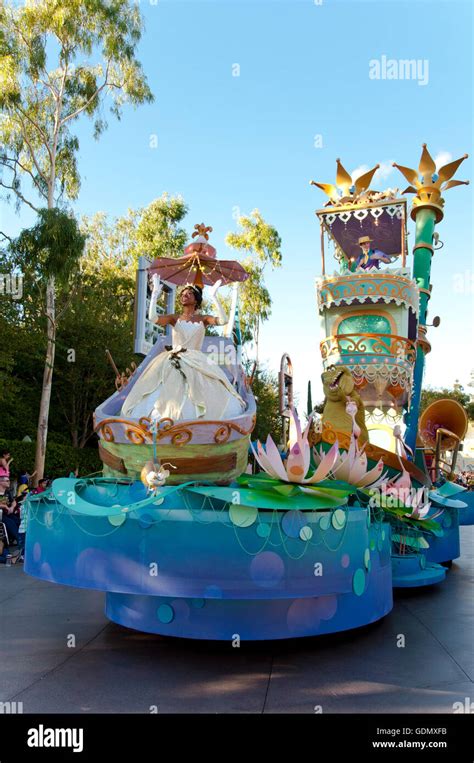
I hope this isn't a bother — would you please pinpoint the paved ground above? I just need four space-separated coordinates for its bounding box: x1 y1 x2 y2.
1 527 472 714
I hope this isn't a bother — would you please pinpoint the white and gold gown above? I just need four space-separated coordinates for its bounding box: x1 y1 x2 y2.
121 319 246 421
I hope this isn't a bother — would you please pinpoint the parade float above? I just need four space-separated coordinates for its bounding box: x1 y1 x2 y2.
24 146 470 640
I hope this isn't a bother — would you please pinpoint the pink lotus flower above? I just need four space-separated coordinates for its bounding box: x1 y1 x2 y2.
313 401 386 488
251 407 340 484
314 438 386 488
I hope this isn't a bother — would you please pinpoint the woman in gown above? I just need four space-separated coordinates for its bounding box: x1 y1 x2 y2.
121 276 246 422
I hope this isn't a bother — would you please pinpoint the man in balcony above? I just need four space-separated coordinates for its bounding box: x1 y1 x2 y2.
351 236 398 271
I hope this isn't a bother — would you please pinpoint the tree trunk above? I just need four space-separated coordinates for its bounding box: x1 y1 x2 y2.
34 276 56 483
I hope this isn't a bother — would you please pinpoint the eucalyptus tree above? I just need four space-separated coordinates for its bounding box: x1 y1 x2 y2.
0 0 153 478
226 209 282 361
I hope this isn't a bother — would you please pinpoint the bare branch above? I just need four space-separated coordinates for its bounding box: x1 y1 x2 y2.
14 104 52 158
0 178 40 212
0 154 48 198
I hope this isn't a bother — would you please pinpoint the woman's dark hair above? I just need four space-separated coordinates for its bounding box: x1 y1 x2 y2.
181 285 203 308
1 450 10 458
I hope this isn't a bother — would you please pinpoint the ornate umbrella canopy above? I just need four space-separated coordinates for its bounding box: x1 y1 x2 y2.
148 223 249 288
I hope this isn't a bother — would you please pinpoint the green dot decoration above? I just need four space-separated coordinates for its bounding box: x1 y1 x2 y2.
229 504 258 528
257 523 271 538
319 514 331 531
419 555 426 570
332 509 346 530
299 526 313 541
157 604 174 623
370 539 376 551
367 510 371 528
108 513 126 527
443 513 452 528
364 549 370 569
353 568 366 596
381 529 386 540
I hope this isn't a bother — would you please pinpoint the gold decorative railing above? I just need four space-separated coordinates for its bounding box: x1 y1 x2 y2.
320 333 417 364
95 415 257 447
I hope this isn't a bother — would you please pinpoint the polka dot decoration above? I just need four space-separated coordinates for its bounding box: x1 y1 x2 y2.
108 513 126 527
157 604 174 624
229 504 258 528
299 526 313 541
353 568 366 596
282 510 307 539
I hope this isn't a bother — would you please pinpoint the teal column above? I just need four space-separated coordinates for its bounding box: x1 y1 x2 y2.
404 207 437 454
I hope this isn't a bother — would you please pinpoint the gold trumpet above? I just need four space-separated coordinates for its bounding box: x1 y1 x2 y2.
419 399 468 480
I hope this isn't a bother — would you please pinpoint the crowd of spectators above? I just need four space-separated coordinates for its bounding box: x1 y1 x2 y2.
0 449 51 565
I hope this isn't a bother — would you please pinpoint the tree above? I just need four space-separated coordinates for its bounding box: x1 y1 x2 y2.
51 246 136 448
249 365 283 445
226 209 282 360
135 194 189 260
0 0 153 479
420 385 473 421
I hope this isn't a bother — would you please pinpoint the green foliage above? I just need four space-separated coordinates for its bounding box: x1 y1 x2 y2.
250 365 283 445
226 209 282 356
421 385 473 420
0 439 101 477
0 0 153 210
10 207 85 282
226 210 282 268
135 194 189 260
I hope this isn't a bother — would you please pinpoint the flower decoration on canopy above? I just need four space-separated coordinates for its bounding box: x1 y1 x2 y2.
393 144 469 220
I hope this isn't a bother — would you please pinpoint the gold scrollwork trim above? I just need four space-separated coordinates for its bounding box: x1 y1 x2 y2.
320 333 417 364
95 417 153 444
96 414 257 447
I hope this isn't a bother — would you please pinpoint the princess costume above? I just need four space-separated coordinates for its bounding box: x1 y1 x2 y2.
121 242 246 422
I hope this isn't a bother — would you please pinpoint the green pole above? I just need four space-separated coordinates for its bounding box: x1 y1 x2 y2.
404 207 438 454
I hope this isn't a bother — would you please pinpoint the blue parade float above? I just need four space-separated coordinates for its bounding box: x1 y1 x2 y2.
24 147 471 639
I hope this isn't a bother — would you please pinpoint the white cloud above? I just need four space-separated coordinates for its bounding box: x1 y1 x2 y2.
351 161 395 184
434 151 452 170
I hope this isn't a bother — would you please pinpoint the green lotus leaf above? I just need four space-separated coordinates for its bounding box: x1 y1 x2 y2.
184 485 347 511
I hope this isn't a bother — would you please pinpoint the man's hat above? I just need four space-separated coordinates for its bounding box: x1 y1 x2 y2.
358 236 373 245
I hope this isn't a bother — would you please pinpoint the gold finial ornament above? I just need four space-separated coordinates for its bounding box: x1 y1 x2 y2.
310 159 381 206
192 223 213 240
393 144 469 222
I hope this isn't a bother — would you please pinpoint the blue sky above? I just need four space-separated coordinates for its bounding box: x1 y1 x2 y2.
2 0 473 408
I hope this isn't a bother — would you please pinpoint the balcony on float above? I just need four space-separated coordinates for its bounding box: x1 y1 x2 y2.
315 197 419 411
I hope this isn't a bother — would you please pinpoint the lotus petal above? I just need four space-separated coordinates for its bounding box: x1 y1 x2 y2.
263 435 290 481
332 453 352 483
304 440 340 483
286 439 308 483
251 441 284 481
356 459 386 488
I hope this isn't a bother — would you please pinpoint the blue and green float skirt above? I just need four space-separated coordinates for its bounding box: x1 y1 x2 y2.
24 476 393 640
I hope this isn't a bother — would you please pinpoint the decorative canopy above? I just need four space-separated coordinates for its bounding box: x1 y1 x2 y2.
317 199 407 263
148 223 249 288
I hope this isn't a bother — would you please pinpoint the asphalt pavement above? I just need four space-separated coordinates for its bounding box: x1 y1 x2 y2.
1 527 472 714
